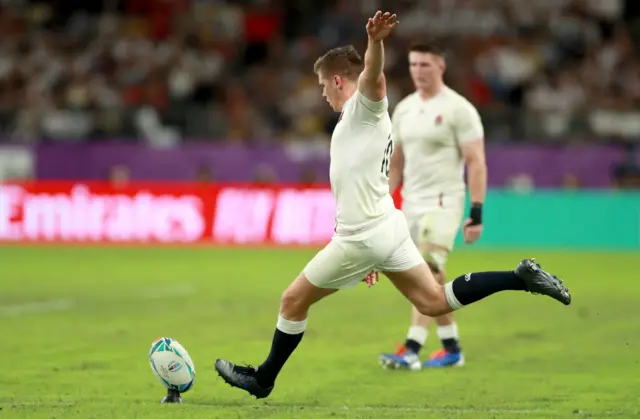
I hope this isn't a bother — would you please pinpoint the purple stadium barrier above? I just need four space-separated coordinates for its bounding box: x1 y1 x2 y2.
34 142 636 188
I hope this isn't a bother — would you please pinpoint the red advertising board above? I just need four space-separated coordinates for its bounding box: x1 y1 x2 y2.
0 181 403 246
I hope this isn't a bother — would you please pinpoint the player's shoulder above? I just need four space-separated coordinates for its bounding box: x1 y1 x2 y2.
340 90 390 128
440 86 479 112
391 92 419 116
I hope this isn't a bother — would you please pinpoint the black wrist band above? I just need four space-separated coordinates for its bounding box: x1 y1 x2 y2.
469 202 483 225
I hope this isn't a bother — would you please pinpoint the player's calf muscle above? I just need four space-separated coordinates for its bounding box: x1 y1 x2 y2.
413 287 451 317
385 267 451 317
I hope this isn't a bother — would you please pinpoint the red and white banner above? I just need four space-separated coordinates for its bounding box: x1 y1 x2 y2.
0 181 403 246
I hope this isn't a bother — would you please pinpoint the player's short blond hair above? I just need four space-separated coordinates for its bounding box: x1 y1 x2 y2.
313 45 363 81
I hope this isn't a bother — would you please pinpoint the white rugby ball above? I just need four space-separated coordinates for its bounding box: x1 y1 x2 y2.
149 337 196 393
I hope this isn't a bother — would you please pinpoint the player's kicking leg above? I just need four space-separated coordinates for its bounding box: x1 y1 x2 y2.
382 256 570 343
378 239 570 368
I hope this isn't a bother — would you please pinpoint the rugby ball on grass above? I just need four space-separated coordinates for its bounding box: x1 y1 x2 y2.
149 337 196 393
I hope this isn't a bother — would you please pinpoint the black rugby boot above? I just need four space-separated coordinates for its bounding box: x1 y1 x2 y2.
215 359 274 399
515 258 571 305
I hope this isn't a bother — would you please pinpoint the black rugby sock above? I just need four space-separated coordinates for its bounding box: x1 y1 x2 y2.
256 317 306 387
447 271 527 307
441 338 461 354
404 338 423 354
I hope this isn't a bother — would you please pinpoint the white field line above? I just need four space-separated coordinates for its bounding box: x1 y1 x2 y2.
0 400 546 414
0 284 195 317
241 405 627 416
259 405 543 414
0 299 74 317
138 284 195 299
6 399 629 416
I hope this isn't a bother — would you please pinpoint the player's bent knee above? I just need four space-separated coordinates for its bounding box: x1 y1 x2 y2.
279 292 309 321
414 283 448 317
279 279 309 319
413 298 440 317
415 304 438 317
280 287 301 312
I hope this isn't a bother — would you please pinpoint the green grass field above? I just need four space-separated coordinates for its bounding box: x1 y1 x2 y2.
1 246 638 418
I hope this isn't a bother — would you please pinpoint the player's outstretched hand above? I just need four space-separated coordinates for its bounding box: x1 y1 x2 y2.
362 271 380 288
366 11 399 42
463 218 483 244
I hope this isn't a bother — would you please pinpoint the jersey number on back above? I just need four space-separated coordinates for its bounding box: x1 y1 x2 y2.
380 135 393 177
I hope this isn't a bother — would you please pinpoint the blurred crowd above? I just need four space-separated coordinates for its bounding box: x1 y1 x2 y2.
0 0 639 147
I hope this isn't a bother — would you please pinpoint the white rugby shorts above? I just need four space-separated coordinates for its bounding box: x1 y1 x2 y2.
304 209 425 290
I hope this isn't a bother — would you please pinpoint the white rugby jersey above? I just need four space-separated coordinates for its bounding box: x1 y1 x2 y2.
392 86 484 216
330 89 396 233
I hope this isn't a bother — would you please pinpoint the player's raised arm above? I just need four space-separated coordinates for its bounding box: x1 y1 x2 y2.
357 11 399 103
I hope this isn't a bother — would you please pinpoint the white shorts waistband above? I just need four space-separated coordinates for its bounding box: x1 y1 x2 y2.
335 210 396 237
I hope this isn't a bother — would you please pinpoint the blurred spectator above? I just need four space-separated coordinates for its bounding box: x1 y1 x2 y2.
108 164 130 188
562 173 582 189
506 173 535 192
195 163 214 182
0 0 637 147
0 144 33 180
253 162 277 184
612 164 640 189
611 145 640 188
299 166 320 186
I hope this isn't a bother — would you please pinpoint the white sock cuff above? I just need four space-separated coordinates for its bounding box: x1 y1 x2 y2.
277 315 307 335
444 282 464 310
407 326 428 345
437 323 459 340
